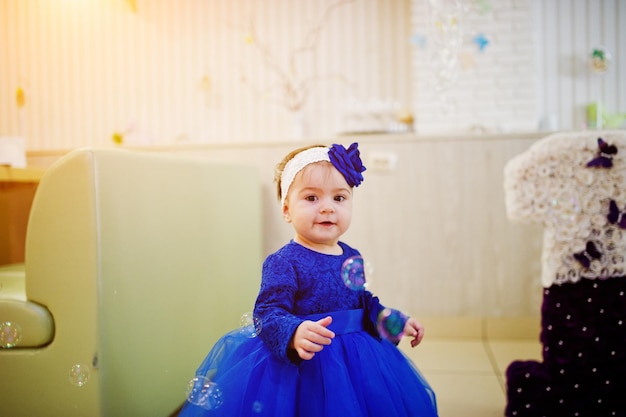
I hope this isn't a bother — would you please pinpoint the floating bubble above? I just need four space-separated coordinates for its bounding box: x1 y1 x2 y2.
0 322 22 348
548 192 581 225
341 256 373 290
239 312 262 338
186 376 223 410
252 400 264 413
377 308 407 344
68 364 90 387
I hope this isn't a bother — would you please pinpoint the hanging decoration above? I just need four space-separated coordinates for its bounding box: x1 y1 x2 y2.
409 33 428 49
590 46 611 74
111 123 135 145
15 86 26 138
197 74 214 107
111 132 124 145
415 0 493 113
15 87 25 109
427 0 470 112
475 0 492 14
125 0 137 13
588 46 612 129
472 32 489 52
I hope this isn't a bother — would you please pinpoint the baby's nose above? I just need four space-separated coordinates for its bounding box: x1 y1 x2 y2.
320 199 335 212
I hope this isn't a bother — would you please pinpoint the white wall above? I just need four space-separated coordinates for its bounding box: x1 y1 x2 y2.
534 0 626 131
118 133 547 318
411 0 626 133
1 0 624 151
412 0 537 133
23 131 548 318
0 0 412 149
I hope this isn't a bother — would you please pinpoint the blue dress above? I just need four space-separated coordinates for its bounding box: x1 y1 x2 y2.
179 241 438 417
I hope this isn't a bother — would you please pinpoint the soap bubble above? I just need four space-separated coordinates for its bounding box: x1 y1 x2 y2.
377 308 407 344
186 376 223 410
239 312 262 338
341 256 373 290
252 400 264 413
68 364 90 387
0 322 22 348
548 193 581 226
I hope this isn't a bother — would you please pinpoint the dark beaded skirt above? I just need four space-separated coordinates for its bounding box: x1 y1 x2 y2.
505 276 626 417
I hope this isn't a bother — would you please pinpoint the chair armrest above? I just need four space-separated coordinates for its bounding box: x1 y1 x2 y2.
0 263 54 348
0 299 54 348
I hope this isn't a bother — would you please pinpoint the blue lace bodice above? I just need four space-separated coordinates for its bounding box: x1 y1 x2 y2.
254 241 385 363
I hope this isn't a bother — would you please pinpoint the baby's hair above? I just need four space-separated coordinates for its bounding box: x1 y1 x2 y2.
274 144 327 202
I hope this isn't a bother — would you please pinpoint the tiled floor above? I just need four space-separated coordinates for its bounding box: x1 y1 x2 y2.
398 317 543 417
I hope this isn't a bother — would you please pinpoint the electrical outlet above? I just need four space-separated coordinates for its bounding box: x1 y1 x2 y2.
367 152 398 172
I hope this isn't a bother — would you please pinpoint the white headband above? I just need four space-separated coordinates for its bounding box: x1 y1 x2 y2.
280 147 330 206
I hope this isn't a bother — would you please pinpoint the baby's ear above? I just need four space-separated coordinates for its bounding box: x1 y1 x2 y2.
282 204 291 223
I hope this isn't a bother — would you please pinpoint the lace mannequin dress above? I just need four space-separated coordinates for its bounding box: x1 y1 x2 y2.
504 131 626 417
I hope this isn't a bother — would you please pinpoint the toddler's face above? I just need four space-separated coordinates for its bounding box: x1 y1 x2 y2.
283 162 353 252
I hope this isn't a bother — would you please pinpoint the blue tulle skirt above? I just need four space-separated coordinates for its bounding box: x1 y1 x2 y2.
179 309 438 417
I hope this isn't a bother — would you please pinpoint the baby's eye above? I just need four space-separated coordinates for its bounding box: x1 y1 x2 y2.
334 195 346 202
305 195 318 202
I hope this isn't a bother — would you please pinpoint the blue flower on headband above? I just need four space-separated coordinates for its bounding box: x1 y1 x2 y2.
328 143 366 187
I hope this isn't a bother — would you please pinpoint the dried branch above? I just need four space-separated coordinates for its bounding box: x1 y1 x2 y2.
241 0 354 112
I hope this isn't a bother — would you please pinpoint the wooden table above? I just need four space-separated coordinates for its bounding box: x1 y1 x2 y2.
0 166 46 265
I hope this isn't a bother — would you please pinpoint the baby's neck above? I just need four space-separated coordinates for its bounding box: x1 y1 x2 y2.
293 236 343 255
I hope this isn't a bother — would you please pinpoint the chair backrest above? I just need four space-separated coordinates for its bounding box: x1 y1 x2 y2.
504 130 626 287
1 148 263 417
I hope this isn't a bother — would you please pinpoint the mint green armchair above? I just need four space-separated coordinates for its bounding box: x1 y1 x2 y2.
0 148 262 417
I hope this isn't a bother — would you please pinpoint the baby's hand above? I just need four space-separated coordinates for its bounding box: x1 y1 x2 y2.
404 317 425 348
290 316 335 360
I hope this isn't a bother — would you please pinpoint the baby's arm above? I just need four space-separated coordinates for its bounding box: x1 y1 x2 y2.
289 316 336 360
404 317 425 348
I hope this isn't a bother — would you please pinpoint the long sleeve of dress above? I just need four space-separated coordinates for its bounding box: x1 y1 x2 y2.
254 253 303 364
